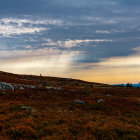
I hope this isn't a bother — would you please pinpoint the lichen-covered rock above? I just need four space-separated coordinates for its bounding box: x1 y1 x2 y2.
0 82 14 91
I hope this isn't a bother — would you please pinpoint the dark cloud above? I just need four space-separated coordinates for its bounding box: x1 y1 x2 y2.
0 0 140 71
0 0 139 18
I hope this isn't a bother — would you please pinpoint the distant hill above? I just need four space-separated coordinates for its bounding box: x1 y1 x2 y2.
117 84 140 87
131 84 140 87
0 71 109 88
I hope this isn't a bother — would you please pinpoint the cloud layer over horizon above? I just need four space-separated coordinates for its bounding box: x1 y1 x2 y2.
0 0 140 84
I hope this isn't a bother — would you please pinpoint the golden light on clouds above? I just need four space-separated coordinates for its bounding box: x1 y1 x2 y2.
0 47 140 84
69 54 140 84
0 48 79 77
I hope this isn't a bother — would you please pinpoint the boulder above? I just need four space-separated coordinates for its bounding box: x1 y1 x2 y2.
98 99 104 103
19 87 24 90
74 99 85 105
0 82 14 91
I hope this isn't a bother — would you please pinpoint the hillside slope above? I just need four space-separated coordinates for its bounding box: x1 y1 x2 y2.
0 71 140 140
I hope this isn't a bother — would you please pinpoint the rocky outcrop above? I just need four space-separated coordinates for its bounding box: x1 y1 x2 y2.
0 82 14 90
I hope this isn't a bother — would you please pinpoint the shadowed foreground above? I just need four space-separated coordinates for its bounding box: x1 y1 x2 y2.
0 71 140 140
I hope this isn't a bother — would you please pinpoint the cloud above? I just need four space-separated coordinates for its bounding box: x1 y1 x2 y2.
133 46 140 53
82 17 118 25
43 39 113 48
0 17 63 37
96 30 110 34
43 39 58 46
59 39 113 48
0 18 62 26
98 55 140 68
68 53 140 84
46 0 118 9
0 47 79 76
0 25 46 37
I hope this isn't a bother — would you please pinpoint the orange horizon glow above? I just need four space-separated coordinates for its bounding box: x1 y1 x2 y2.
0 48 140 84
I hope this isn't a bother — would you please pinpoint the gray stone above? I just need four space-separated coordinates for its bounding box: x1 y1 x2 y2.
25 85 35 89
0 82 14 91
21 106 32 111
106 94 112 97
56 87 62 90
74 100 85 105
46 86 62 90
19 87 24 90
98 99 104 103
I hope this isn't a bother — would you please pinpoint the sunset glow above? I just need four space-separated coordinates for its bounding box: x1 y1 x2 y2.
0 0 140 84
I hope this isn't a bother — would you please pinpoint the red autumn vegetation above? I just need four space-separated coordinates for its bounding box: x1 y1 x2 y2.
0 71 140 140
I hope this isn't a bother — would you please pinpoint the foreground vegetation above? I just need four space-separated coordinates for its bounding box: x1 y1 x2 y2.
0 71 140 140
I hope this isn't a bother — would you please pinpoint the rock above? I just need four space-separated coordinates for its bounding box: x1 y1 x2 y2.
0 82 14 91
25 85 35 89
46 86 53 89
21 106 32 111
14 84 35 89
98 99 104 103
19 87 24 90
56 87 62 90
74 100 85 105
46 86 62 90
106 94 112 96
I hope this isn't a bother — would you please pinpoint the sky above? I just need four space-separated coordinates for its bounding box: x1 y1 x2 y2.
0 0 140 84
